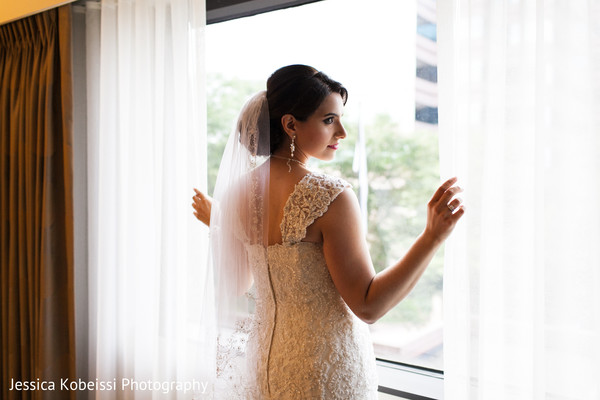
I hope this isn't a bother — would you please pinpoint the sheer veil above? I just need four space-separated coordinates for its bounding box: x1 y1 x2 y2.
209 90 270 394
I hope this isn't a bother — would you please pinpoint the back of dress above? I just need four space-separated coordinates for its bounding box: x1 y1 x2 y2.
247 172 378 399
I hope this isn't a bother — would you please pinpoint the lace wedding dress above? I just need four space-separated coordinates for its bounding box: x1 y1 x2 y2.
241 172 378 399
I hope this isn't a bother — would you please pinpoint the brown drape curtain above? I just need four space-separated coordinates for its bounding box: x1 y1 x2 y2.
0 5 75 399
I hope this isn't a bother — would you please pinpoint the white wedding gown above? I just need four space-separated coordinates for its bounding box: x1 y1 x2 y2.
242 172 379 399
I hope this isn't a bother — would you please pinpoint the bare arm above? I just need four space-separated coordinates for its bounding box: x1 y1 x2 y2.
192 188 212 227
321 177 464 324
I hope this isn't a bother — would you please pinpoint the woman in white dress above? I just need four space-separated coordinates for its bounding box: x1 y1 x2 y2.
193 65 464 399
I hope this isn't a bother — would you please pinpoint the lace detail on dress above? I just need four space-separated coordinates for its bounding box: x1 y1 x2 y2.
215 247 267 400
281 172 350 244
223 172 378 399
243 172 378 399
263 243 378 399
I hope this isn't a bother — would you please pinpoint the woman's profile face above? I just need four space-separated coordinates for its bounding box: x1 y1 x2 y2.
294 93 347 162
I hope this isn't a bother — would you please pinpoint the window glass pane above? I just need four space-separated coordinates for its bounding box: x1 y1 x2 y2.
206 0 441 370
417 16 437 42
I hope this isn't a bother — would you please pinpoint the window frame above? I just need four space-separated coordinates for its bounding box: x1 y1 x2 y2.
377 359 443 400
206 0 323 24
206 1 444 398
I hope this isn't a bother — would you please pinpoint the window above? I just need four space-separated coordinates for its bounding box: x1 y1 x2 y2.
206 0 443 396
417 63 438 83
417 16 437 42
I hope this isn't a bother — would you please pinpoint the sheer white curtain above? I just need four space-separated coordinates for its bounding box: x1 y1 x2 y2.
438 1 600 399
85 0 212 398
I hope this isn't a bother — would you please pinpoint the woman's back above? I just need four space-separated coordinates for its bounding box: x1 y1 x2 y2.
266 159 323 245
246 171 378 399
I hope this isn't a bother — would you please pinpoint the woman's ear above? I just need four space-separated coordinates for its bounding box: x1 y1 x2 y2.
281 114 297 137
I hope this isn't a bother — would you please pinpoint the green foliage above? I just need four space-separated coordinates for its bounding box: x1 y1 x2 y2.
206 75 443 326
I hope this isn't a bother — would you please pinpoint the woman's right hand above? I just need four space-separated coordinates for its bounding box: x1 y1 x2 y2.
423 177 465 244
192 188 212 227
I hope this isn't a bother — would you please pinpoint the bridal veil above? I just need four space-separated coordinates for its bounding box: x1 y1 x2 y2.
209 90 271 394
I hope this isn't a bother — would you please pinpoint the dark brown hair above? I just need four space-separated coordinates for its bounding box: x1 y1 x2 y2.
266 65 348 154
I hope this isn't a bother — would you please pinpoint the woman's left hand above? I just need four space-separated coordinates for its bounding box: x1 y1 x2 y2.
192 188 212 227
423 177 465 244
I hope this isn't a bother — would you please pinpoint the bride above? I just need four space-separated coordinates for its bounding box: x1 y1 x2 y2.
193 64 464 399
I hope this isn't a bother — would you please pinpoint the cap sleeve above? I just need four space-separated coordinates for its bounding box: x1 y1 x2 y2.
280 173 351 244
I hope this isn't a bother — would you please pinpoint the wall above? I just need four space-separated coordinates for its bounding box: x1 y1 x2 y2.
0 0 75 25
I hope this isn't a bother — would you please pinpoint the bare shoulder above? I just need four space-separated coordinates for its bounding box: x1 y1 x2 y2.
315 186 362 238
324 186 359 216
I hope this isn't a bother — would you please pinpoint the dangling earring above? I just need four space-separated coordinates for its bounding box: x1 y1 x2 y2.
287 136 296 172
